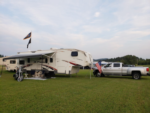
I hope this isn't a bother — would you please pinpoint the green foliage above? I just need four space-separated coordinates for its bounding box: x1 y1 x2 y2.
103 55 150 65
1 67 150 113
0 54 4 57
138 59 150 65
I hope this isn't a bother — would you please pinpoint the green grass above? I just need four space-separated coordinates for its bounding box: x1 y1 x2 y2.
0 66 150 113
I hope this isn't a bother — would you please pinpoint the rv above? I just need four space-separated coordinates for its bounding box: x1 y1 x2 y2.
0 57 18 71
4 48 93 80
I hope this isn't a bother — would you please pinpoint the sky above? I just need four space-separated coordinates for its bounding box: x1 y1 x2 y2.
0 0 150 59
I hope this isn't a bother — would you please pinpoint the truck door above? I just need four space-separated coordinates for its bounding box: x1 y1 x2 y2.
103 63 112 75
112 63 122 75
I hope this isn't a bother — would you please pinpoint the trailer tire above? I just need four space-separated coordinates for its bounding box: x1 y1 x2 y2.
13 73 24 81
96 72 102 77
13 74 18 80
45 72 55 78
132 72 141 80
17 74 24 82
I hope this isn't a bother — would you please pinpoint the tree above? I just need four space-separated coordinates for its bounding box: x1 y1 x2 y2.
0 54 4 57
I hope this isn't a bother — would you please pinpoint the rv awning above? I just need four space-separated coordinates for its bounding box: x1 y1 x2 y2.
3 52 55 60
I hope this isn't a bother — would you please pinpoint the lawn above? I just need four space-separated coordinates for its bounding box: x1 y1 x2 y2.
0 65 150 113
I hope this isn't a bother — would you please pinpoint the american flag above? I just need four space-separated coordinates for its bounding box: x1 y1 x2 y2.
95 61 102 73
27 38 31 48
23 32 31 40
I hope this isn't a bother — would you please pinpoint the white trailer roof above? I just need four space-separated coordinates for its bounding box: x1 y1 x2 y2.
3 52 55 60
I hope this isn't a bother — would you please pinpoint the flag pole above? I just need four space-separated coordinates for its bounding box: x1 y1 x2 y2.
30 31 32 50
90 63 92 79
24 32 32 51
30 38 31 51
90 68 91 79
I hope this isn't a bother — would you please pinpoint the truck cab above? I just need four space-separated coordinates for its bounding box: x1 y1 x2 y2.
93 62 150 79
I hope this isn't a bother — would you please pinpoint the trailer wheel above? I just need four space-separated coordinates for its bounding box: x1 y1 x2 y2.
45 72 55 78
17 74 24 82
132 72 141 80
13 73 24 81
13 74 18 80
96 72 102 77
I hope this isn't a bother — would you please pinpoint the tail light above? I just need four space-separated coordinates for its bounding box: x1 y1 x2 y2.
146 68 149 72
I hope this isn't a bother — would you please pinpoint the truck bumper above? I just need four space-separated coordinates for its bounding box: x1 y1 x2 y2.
147 73 150 76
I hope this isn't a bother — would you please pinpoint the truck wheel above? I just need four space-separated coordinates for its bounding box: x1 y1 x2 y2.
96 72 102 77
132 72 141 80
13 74 17 80
102 73 105 77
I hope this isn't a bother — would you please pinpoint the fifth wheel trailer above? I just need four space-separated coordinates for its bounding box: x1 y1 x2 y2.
3 48 93 81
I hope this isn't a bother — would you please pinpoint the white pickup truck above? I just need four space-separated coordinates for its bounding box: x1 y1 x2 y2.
93 62 150 79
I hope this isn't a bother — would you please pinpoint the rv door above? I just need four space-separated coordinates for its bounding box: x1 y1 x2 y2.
56 52 66 73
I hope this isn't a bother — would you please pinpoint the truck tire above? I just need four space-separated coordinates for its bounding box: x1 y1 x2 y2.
96 72 102 77
132 72 141 80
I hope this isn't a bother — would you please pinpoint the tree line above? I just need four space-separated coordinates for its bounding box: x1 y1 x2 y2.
0 54 149 65
104 55 150 65
0 54 5 57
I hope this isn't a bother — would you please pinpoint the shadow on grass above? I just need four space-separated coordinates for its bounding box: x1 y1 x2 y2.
103 76 150 80
53 74 91 78
51 74 150 80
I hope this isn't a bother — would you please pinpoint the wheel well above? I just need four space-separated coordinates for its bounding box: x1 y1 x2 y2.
94 70 105 76
132 71 141 76
94 70 99 75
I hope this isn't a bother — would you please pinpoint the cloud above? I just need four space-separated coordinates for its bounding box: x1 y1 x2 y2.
94 12 100 17
0 14 34 40
0 0 150 59
82 25 102 33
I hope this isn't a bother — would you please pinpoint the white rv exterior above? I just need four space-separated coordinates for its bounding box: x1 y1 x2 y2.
0 57 18 71
4 48 93 78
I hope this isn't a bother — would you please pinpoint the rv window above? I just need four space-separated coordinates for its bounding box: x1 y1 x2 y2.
19 60 25 65
45 58 48 63
10 60 16 64
50 58 53 63
27 58 30 63
71 51 78 56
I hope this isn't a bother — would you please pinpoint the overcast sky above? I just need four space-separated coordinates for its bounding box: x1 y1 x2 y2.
0 0 150 59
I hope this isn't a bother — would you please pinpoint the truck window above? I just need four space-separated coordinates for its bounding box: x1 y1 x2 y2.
105 63 112 67
122 64 128 67
114 63 120 67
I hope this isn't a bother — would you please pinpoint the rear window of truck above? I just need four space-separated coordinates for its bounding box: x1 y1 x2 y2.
114 63 120 67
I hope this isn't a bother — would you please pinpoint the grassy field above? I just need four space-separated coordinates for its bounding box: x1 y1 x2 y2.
0 65 150 113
